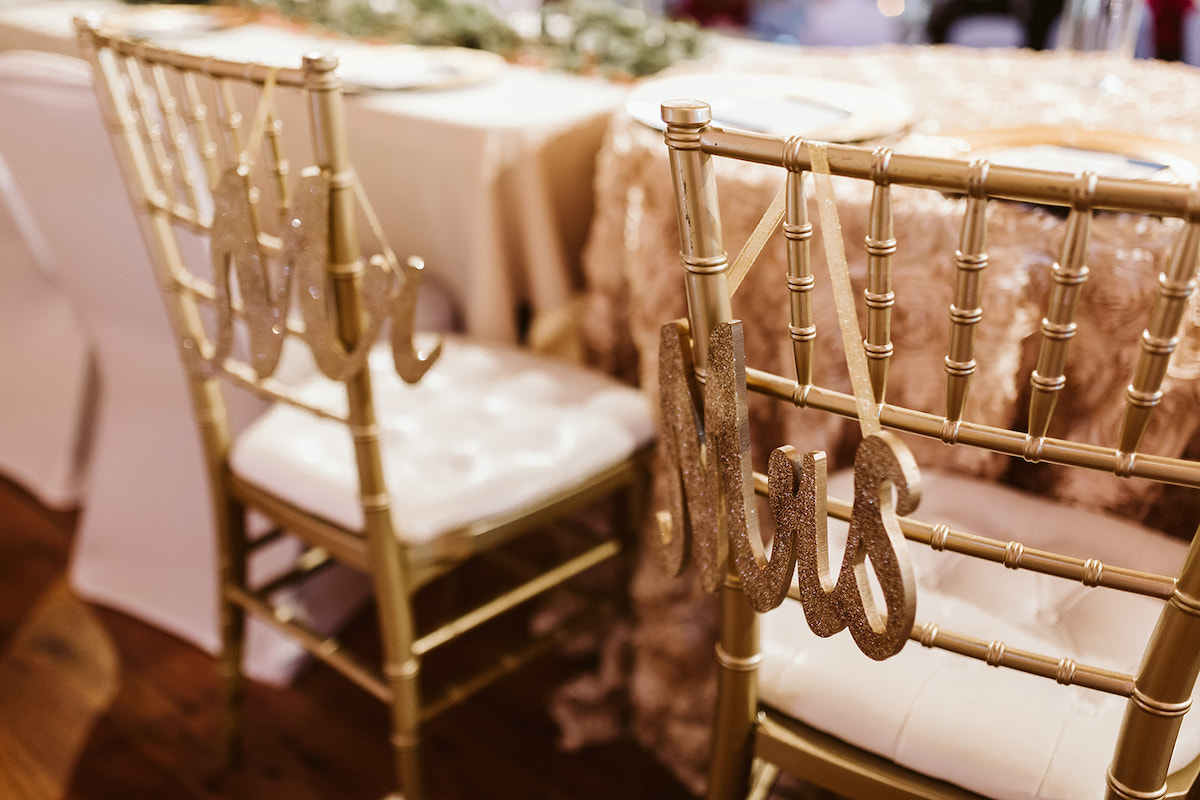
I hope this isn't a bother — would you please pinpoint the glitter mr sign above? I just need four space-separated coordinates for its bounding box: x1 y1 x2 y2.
196 166 439 385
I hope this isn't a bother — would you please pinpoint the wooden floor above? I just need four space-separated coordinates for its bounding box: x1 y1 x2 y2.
0 477 696 800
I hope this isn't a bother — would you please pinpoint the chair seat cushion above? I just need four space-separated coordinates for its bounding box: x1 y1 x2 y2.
229 336 654 543
759 469 1200 800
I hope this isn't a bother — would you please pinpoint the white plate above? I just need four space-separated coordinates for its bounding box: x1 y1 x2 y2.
335 44 506 92
984 144 1170 181
948 126 1200 184
625 72 913 143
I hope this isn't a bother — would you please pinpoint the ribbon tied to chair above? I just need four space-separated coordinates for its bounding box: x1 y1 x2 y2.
656 140 920 660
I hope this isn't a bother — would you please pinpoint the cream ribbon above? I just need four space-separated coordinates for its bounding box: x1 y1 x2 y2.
807 141 881 437
728 182 786 296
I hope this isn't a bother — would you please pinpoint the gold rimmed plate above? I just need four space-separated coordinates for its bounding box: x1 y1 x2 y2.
948 126 1200 184
625 72 914 143
102 4 257 38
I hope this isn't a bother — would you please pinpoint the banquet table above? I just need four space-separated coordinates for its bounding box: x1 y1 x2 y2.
0 0 629 683
573 43 1200 793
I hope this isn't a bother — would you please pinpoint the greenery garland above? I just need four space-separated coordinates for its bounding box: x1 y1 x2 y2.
126 0 709 75
255 0 522 52
540 0 708 77
232 0 708 77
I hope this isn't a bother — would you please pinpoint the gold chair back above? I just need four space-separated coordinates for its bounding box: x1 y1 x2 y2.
76 18 652 799
657 98 1200 800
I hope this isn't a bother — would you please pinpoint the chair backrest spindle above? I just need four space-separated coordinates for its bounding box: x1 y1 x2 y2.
785 170 816 386
864 151 896 404
1028 181 1093 443
1119 209 1200 455
180 70 221 191
945 163 989 427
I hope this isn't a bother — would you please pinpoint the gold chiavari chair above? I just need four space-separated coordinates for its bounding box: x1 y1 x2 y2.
656 98 1200 800
75 18 655 799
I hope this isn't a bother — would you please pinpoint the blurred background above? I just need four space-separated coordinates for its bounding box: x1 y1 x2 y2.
666 0 1195 63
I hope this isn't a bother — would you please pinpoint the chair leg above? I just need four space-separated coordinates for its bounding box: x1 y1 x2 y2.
389 676 423 800
375 564 424 800
215 497 248 770
707 571 761 800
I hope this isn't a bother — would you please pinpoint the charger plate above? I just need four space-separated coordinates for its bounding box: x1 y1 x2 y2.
102 4 256 37
626 72 914 143
949 126 1200 184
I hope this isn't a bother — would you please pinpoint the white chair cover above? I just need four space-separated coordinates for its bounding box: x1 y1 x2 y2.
0 147 93 509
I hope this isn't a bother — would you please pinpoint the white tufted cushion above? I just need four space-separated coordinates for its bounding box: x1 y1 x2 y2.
759 470 1200 800
230 336 655 543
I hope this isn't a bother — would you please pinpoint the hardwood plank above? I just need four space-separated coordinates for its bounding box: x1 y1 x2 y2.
0 482 73 640
0 578 118 800
0 476 696 800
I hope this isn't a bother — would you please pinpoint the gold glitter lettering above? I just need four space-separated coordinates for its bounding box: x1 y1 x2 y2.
201 164 278 377
285 169 389 381
777 431 920 660
657 319 723 590
657 319 920 659
202 165 439 384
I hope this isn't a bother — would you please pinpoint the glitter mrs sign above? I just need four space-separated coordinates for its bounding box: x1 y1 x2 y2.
654 124 923 662
193 163 440 386
656 317 921 661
